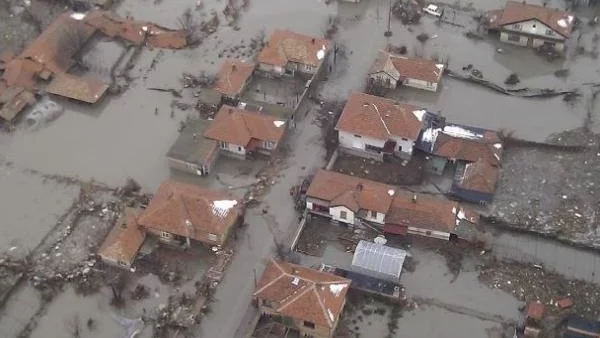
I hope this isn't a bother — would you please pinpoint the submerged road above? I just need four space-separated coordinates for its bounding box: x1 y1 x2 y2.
197 102 326 338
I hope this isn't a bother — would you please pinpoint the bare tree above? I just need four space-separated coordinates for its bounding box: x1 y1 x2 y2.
109 272 129 307
65 315 81 338
178 8 202 45
56 25 90 68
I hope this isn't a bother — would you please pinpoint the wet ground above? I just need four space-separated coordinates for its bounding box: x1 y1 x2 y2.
1 0 600 337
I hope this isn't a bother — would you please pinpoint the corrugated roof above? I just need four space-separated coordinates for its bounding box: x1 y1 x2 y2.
335 92 424 140
257 29 329 67
203 105 286 147
214 59 255 97
97 207 145 266
488 1 574 38
307 170 396 214
137 180 241 246
253 259 350 328
370 50 444 84
166 119 218 166
45 73 109 103
351 241 406 279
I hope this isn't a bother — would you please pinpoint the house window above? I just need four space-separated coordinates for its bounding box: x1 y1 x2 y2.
238 146 242 151
354 134 362 138
264 140 275 149
303 321 315 329
160 231 171 239
220 142 228 149
512 23 522 30
401 138 408 141
545 29 554 36
208 233 218 241
262 299 272 308
507 34 521 42
370 210 377 219
339 210 347 220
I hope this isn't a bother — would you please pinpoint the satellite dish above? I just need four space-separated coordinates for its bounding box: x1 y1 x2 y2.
374 235 387 245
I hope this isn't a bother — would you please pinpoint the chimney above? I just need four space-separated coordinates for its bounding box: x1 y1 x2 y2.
412 194 417 203
232 64 237 71
228 108 233 114
356 183 363 191
311 38 315 44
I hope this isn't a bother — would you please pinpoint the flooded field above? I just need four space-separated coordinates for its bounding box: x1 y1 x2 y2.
1 0 600 337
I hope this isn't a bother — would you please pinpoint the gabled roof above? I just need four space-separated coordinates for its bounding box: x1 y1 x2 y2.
335 92 425 140
456 158 499 194
137 180 241 245
214 59 255 97
257 29 329 67
203 105 286 146
166 119 218 166
306 170 395 214
487 1 574 38
420 124 503 165
369 50 444 84
97 208 145 265
385 190 479 232
254 259 350 328
45 73 109 103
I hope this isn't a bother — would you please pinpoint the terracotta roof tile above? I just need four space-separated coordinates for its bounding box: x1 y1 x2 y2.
488 1 574 38
370 50 444 83
45 73 109 103
254 259 350 328
335 92 424 140
307 170 395 214
2 59 44 89
385 190 478 232
433 130 503 165
214 59 255 97
98 208 145 266
457 159 499 194
203 105 286 147
138 180 241 246
257 30 329 67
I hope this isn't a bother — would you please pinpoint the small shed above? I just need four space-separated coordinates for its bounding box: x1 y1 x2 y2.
351 240 406 280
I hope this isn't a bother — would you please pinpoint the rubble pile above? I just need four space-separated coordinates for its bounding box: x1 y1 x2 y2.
243 155 287 207
491 130 600 248
479 260 600 317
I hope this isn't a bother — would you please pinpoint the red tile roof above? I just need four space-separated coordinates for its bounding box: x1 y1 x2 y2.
257 30 329 67
97 208 145 266
203 105 286 147
306 170 395 214
433 130 503 165
214 59 255 97
254 259 350 328
457 159 499 194
370 50 444 84
335 92 424 140
487 1 574 38
45 73 109 103
138 180 241 246
385 190 479 232
527 302 545 320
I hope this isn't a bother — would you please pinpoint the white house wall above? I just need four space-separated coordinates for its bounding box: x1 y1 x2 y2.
502 19 564 41
405 78 439 92
258 63 284 76
330 206 355 225
369 72 398 89
389 136 415 156
499 31 529 47
408 227 450 240
223 142 246 156
363 211 386 225
339 130 386 151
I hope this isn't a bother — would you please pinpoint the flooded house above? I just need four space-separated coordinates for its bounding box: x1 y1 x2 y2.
203 105 286 158
253 259 351 338
335 92 430 160
97 208 145 269
486 1 574 52
368 50 444 92
256 29 329 77
137 180 242 248
305 170 480 241
213 59 256 104
166 119 219 176
451 158 499 205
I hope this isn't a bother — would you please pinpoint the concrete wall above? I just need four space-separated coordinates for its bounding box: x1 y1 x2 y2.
407 227 451 241
330 205 355 225
258 62 285 76
221 141 247 156
362 210 386 225
369 72 397 89
425 156 448 175
405 78 439 92
500 31 529 47
389 135 415 156
167 153 218 176
339 130 386 150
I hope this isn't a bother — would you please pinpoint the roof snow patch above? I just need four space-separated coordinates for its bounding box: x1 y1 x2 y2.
327 308 335 323
494 143 502 149
442 125 483 140
273 120 285 127
421 127 441 144
212 200 238 217
388 189 395 196
412 109 426 122
557 18 568 28
457 209 466 220
329 283 348 297
435 64 444 70
70 12 87 20
317 45 327 60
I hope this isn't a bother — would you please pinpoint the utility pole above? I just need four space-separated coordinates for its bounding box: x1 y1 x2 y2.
384 0 392 37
